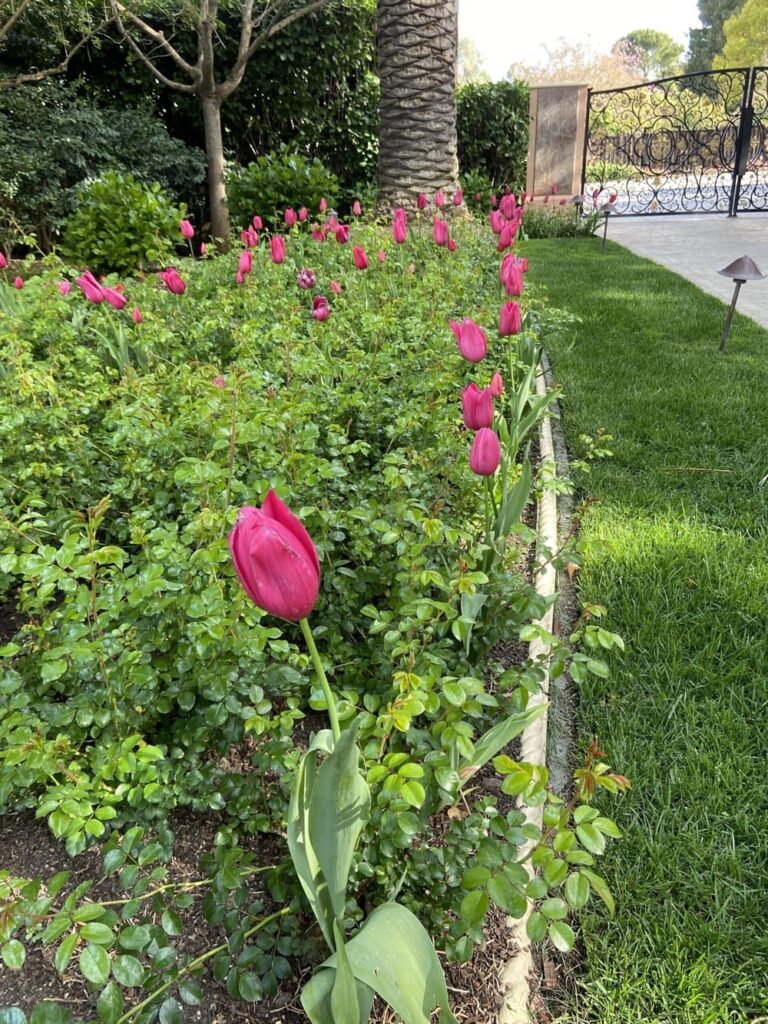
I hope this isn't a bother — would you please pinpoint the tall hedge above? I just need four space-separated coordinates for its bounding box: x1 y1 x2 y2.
456 81 530 189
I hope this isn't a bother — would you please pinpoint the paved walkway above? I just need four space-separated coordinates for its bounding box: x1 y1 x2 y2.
607 213 768 328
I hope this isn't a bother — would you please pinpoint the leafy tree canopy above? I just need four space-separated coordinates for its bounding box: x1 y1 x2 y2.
613 28 684 79
716 0 768 66
686 0 746 72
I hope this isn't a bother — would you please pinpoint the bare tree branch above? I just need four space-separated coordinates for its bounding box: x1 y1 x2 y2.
0 0 33 44
111 0 200 81
0 13 117 89
222 0 332 98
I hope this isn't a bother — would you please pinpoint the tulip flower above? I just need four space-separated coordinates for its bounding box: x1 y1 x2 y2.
474 191 482 202
489 210 505 235
132 307 142 323
13 276 23 290
335 225 350 244
462 383 494 430
450 318 487 362
252 215 263 230
241 226 258 248
200 243 208 256
239 250 253 276
312 295 330 321
297 268 316 289
434 190 446 208
299 207 308 222
0 252 7 269
433 217 449 246
500 254 524 296
284 208 298 228
229 489 320 622
236 270 245 285
453 188 464 207
179 218 195 239
499 301 522 336
377 250 387 262
59 281 71 296
352 200 362 217
448 239 457 253
319 197 328 213
102 286 127 310
353 245 369 270
392 211 407 244
270 236 286 264
469 428 501 476
330 280 342 295
489 372 504 397
416 193 428 210
158 267 186 294
490 194 498 207
499 194 517 220
312 226 326 242
498 223 515 251
76 270 105 302
213 375 226 388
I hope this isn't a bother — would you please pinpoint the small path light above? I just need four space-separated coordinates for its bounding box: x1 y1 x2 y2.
717 255 766 352
599 199 617 255
570 195 585 237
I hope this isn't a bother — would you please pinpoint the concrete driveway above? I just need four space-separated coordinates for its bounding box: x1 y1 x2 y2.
606 213 768 328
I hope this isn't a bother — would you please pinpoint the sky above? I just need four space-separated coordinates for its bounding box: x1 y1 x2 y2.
458 0 702 80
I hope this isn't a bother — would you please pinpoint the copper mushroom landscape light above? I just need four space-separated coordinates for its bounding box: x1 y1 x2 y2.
717 255 766 352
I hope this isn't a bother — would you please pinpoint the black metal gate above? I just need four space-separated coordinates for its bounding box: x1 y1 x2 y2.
582 66 768 215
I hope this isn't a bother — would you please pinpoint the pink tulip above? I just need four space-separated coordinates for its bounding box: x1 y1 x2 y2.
377 250 387 262
13 276 23 290
236 270 245 285
241 227 258 248
270 236 286 264
239 250 253 276
453 188 463 207
435 190 446 208
490 210 505 235
325 215 338 229
158 267 186 294
319 197 328 213
229 490 320 622
500 254 524 296
448 239 457 253
102 285 127 310
335 225 350 244
489 372 504 397
392 211 407 244
213 375 226 388
312 295 330 321
499 194 517 220
499 301 522 336
433 217 449 246
200 243 208 256
498 223 515 251
0 252 7 269
312 227 326 243
490 194 498 207
299 207 308 222
59 281 71 296
462 384 494 430
76 270 105 302
179 218 195 240
352 200 362 217
284 208 298 228
450 318 487 363
132 307 142 323
330 280 342 295
469 428 501 476
297 268 316 289
417 193 428 210
353 245 369 270
252 216 263 230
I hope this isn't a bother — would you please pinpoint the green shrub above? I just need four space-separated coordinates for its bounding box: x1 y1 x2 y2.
521 201 602 239
227 147 340 230
585 159 642 182
62 171 185 276
457 80 530 190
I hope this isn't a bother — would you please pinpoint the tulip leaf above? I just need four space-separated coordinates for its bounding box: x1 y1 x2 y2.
287 718 370 951
459 703 547 784
330 921 359 1024
459 591 488 657
302 903 457 1024
495 459 532 539
301 968 374 1024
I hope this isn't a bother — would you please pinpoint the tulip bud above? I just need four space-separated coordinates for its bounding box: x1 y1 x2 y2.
489 372 504 397
179 218 195 240
200 243 208 256
270 236 286 264
433 217 449 246
76 270 105 302
500 253 524 296
132 307 142 323
462 383 494 430
102 285 127 310
312 295 330 321
499 194 517 221
469 428 501 476
0 252 6 268
434 190 446 208
319 197 328 213
252 215 263 230
474 192 482 202
392 214 407 244
229 490 320 622
378 250 387 262
448 239 457 253
335 225 350 244
236 270 245 285
330 280 342 295
490 194 498 207
450 318 487 362
489 210 504 235
352 200 362 217
299 207 308 222
59 280 71 296
284 208 298 228
13 276 23 289
158 267 186 294
417 193 428 210
453 188 463 207
499 301 522 336
312 227 326 243
239 250 253 276
352 245 369 269
297 268 316 289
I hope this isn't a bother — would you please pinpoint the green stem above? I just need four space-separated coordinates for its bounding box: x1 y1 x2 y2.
116 907 290 1023
299 617 341 742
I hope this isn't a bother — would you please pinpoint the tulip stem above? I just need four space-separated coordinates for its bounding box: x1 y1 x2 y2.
299 617 341 742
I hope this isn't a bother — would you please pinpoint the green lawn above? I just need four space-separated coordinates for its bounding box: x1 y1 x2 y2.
524 238 768 1024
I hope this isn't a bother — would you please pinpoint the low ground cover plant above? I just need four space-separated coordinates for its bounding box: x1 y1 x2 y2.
0 201 626 1022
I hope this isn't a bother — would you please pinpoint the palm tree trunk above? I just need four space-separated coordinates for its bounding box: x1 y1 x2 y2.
376 0 459 207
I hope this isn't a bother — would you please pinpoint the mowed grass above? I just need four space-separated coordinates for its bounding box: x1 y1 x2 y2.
524 238 768 1024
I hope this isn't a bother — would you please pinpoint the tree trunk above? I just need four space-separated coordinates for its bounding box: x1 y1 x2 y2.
376 0 459 208
201 93 230 248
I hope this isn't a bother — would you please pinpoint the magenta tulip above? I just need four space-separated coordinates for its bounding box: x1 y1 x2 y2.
213 375 226 388
450 318 487 363
392 211 407 244
252 215 263 230
489 371 504 397
59 281 71 296
448 239 457 253
179 218 195 240
236 270 245 285
435 190 446 208
0 252 7 269
499 194 516 220
158 267 186 294
352 200 362 217
299 207 308 222
489 210 504 235
319 197 328 213
453 188 464 207
229 490 320 622
132 307 142 323
239 250 253 276
76 270 105 302
417 193 428 210
469 428 501 476
462 384 494 430
284 208 298 228
335 225 350 244
500 254 524 296
353 245 369 270
312 227 326 243
13 276 23 290
330 280 342 295
499 301 522 336
433 217 449 246
312 295 330 321
270 236 286 264
102 286 127 310
377 250 387 262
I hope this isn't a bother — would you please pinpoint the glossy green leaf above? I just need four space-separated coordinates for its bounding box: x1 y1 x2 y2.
549 920 575 952
79 943 110 985
565 872 590 910
158 998 181 1024
460 703 547 783
2 940 25 970
525 910 547 942
54 933 78 975
576 823 606 855
112 954 145 987
97 982 124 1024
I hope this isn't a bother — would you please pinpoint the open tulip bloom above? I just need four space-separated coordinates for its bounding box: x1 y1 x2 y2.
450 318 487 362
